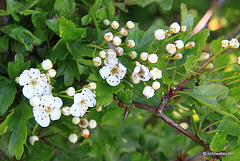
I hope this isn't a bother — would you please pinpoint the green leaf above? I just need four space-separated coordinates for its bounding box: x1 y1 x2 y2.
0 112 15 135
139 24 157 49
89 0 102 16
180 3 188 26
0 9 9 16
217 119 240 137
126 24 143 50
28 140 54 161
64 62 75 86
31 7 46 30
210 36 223 54
0 24 42 51
184 55 194 74
0 35 9 53
46 19 59 36
210 130 228 152
219 97 237 114
66 42 94 59
108 2 115 18
0 76 17 115
81 14 91 26
229 87 240 101
8 103 33 160
117 89 133 105
158 0 173 11
54 0 75 14
222 146 240 161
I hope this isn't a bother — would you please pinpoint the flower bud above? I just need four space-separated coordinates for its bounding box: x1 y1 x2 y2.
89 120 97 129
116 47 124 56
79 118 89 128
128 51 137 59
69 133 78 143
62 106 71 116
181 25 187 32
15 77 19 84
107 49 117 59
143 86 155 99
96 106 102 112
126 21 135 29
120 28 128 36
111 21 119 29
229 38 239 49
72 117 80 124
66 87 75 96
140 52 149 61
42 59 53 70
99 51 107 59
152 81 161 90
206 63 214 69
154 29 166 40
150 68 162 80
185 41 195 49
148 53 158 64
169 22 180 34
131 74 140 84
30 96 40 107
29 135 39 145
104 32 113 41
88 82 97 90
92 57 102 67
46 69 56 78
221 39 229 48
174 40 184 49
199 52 210 61
112 36 122 46
103 19 110 26
81 129 90 139
179 122 189 130
166 44 176 55
126 40 135 48
175 53 183 59
237 56 240 65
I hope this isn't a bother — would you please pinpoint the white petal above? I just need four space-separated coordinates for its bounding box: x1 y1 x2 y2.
74 93 85 104
19 70 31 86
99 66 111 79
22 85 34 99
79 105 88 117
81 88 92 97
34 108 50 127
118 63 127 79
86 94 96 107
29 68 40 78
106 75 121 86
50 108 61 121
52 96 63 108
41 95 54 107
70 104 81 117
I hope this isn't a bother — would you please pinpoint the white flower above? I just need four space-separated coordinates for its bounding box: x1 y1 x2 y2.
111 21 119 29
61 106 71 116
229 38 239 49
72 117 80 124
150 68 162 80
152 81 161 90
29 135 39 145
120 28 128 36
131 74 140 84
181 26 187 32
154 29 166 40
166 44 176 55
30 96 40 107
221 40 229 48
116 47 124 56
143 86 155 99
99 51 107 59
169 22 180 34
46 69 56 78
33 95 63 127
126 39 135 48
174 40 184 49
42 59 53 70
132 62 150 81
103 19 110 26
140 52 149 61
175 53 183 59
99 60 127 86
69 133 78 143
104 57 118 66
92 57 102 67
104 32 113 41
79 118 89 128
128 51 137 59
81 129 90 138
148 53 158 64
107 49 117 59
199 52 210 61
70 88 96 117
237 56 240 65
66 87 75 96
88 82 97 90
185 41 195 49
89 119 97 129
112 36 122 46
126 21 135 29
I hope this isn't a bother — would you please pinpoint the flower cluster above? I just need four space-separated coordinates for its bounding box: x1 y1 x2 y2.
18 59 62 127
221 38 239 49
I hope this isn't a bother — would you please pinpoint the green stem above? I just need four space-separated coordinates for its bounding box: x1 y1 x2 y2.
86 44 106 50
201 120 221 132
199 75 239 81
32 123 38 135
172 60 179 81
208 63 236 73
148 39 156 53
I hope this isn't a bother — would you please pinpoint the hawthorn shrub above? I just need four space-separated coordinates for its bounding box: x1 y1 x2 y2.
0 0 240 161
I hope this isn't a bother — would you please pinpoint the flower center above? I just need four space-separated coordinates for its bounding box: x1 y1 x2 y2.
44 106 52 114
110 66 119 75
78 99 86 105
30 78 38 86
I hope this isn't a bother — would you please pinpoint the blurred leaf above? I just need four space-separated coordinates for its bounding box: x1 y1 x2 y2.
89 0 102 16
158 0 173 11
229 87 240 101
210 36 223 54
64 62 75 86
210 130 228 152
222 146 240 161
31 7 46 30
131 152 150 161
139 24 157 49
117 89 133 105
180 3 188 26
219 97 237 114
184 55 194 74
217 119 240 137
0 24 42 51
81 14 91 25
0 9 9 16
54 0 75 14
0 35 9 53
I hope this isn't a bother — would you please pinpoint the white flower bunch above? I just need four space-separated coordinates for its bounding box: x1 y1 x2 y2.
221 38 239 49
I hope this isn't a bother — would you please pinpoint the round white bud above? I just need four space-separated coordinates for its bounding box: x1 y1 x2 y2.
72 117 80 124
175 53 183 59
152 81 161 90
148 53 158 64
221 40 229 48
237 56 240 65
179 122 189 130
92 57 102 67
131 74 140 84
126 21 135 29
96 106 102 112
174 40 184 49
104 32 113 41
140 52 149 61
42 59 53 70
166 44 177 55
206 63 214 69
154 29 166 40
116 47 124 56
128 51 137 59
66 87 75 96
88 82 97 90
103 19 110 26
69 133 78 143
29 135 39 145
143 86 155 99
89 120 97 129
199 52 210 61
99 51 107 59
30 96 40 107
61 106 71 116
112 36 122 46
81 129 90 139
181 26 187 32
120 28 128 36
169 22 180 34
185 41 195 49
111 21 119 29
229 38 239 49
126 39 135 48
46 69 56 78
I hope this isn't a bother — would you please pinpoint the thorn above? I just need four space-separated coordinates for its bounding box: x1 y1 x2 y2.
123 107 130 123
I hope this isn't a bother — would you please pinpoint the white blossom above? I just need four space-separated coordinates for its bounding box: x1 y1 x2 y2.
72 117 80 124
131 74 140 84
152 81 161 90
42 59 53 70
174 40 184 49
132 62 150 81
46 69 56 78
237 56 240 65
120 28 128 36
229 38 239 49
143 86 155 99
88 82 97 90
69 133 78 143
103 19 110 26
104 32 113 41
128 51 137 59
148 53 158 64
169 22 180 34
154 29 166 40
89 119 97 129
111 21 119 29
166 44 176 55
150 68 162 80
199 52 210 61
66 87 75 96
221 39 229 48
30 96 40 107
175 53 183 59
116 47 124 56
112 36 122 46
29 135 39 145
81 129 90 138
185 41 195 49
140 52 149 61
126 21 135 29
61 106 71 116
99 51 107 59
92 57 102 67
126 39 135 48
